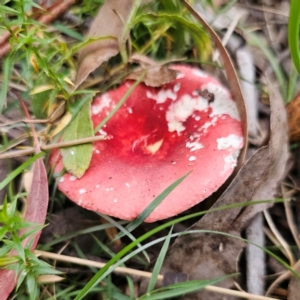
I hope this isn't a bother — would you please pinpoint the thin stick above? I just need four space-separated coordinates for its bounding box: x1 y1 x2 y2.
35 250 160 280
0 135 105 159
204 286 279 300
35 250 279 300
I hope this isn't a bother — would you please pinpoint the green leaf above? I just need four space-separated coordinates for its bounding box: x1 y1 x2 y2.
0 55 12 114
61 98 94 178
26 273 39 300
30 76 58 119
140 276 235 300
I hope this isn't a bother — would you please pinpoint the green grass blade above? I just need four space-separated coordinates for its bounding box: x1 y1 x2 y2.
74 199 289 300
42 221 128 249
98 213 150 263
94 71 146 133
288 0 300 75
0 55 13 114
0 152 45 190
147 226 173 293
120 171 191 237
53 22 84 41
140 275 235 300
245 30 287 99
287 65 299 103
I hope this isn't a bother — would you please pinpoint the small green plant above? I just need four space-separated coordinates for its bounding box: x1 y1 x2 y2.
0 197 60 300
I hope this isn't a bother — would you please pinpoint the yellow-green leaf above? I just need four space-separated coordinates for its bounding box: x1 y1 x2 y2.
61 99 94 178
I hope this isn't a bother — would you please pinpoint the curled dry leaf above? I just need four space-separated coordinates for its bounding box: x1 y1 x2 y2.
126 54 180 87
74 0 134 88
0 158 49 299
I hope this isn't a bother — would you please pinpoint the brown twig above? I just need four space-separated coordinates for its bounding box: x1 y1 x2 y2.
0 135 106 159
0 0 76 58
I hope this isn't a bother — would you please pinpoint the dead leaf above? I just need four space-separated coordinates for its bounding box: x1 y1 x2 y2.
0 158 49 299
37 274 65 283
74 0 134 88
126 54 180 87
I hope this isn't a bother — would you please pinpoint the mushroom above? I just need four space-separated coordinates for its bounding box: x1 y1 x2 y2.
53 65 244 222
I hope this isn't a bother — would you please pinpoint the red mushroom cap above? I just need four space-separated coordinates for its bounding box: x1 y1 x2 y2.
54 65 244 222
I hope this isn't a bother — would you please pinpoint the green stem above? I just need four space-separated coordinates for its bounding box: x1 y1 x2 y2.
288 0 300 75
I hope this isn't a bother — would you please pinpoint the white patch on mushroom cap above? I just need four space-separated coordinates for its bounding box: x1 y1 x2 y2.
146 89 177 103
186 141 204 152
199 117 218 133
127 107 133 114
79 189 86 194
91 93 112 115
192 69 208 78
188 156 197 161
59 176 64 183
166 94 208 134
217 134 244 150
98 129 107 136
125 182 130 188
202 82 240 121
176 72 185 79
69 176 77 181
224 149 241 168
173 83 181 92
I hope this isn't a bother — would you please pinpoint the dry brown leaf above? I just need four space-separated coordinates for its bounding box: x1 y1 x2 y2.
286 95 300 143
235 78 289 227
126 54 179 87
74 0 134 88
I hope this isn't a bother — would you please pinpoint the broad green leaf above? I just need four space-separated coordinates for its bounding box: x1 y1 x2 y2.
61 98 94 178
